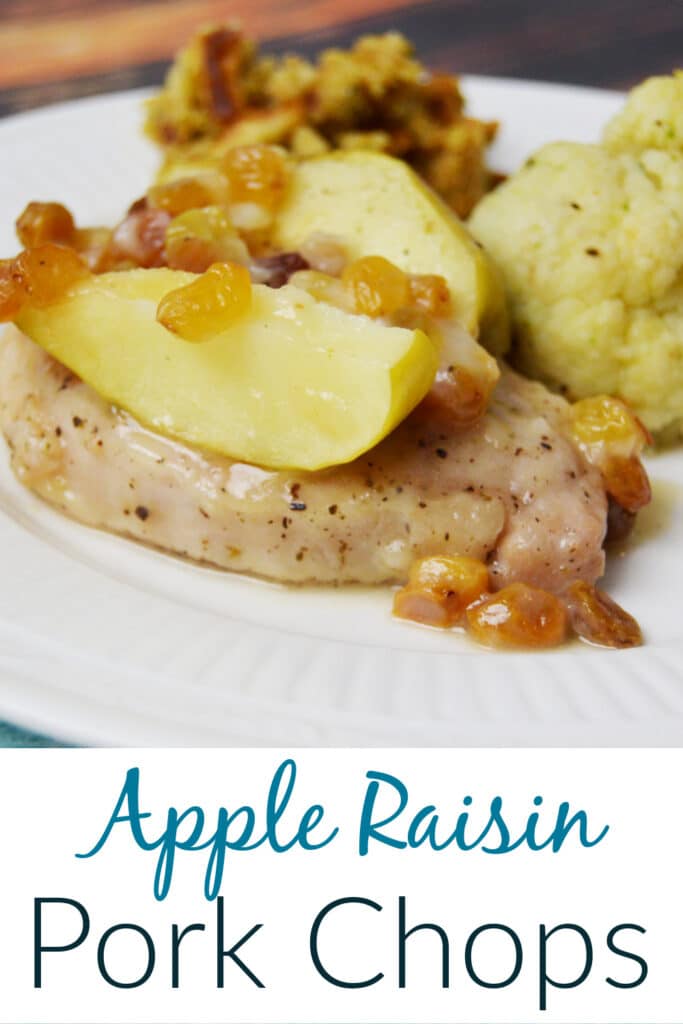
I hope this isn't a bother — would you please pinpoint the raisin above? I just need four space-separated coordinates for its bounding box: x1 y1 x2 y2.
562 581 642 649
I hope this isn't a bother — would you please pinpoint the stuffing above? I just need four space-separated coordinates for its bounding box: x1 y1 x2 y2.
145 24 498 218
469 73 683 439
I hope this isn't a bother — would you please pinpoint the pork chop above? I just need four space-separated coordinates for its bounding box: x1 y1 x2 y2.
0 327 607 590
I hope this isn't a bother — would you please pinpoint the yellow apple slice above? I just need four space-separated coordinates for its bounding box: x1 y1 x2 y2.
273 151 510 355
15 268 438 471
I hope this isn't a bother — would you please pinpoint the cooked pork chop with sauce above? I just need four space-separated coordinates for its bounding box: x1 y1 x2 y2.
0 326 607 590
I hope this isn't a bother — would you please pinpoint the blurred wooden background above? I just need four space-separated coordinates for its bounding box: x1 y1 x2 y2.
0 0 682 116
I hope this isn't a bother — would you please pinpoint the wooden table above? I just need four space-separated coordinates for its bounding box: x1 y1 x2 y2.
0 0 679 746
1 0 682 118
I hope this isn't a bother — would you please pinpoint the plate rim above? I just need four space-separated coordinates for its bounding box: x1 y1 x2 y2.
1 75 681 748
0 73 625 129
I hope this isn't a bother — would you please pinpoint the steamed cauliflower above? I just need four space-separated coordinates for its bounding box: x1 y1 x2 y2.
469 72 683 439
604 71 683 156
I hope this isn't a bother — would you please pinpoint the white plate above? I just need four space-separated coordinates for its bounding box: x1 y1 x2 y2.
0 78 681 747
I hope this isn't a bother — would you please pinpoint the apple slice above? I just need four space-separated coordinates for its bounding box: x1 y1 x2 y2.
15 268 438 471
273 151 510 355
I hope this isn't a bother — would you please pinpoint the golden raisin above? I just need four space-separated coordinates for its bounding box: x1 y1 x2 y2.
157 262 252 342
466 582 568 649
342 255 410 317
16 201 75 249
15 244 89 307
410 555 489 610
571 395 650 457
0 259 27 320
148 177 220 216
419 365 490 428
408 273 451 316
563 581 642 649
223 144 289 210
165 207 249 273
602 454 651 514
393 586 455 629
394 555 489 628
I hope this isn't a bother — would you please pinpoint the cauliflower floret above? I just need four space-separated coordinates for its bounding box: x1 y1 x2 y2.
469 75 683 439
605 71 683 155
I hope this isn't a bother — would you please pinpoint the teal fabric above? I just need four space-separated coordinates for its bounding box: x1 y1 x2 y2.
0 721 68 747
